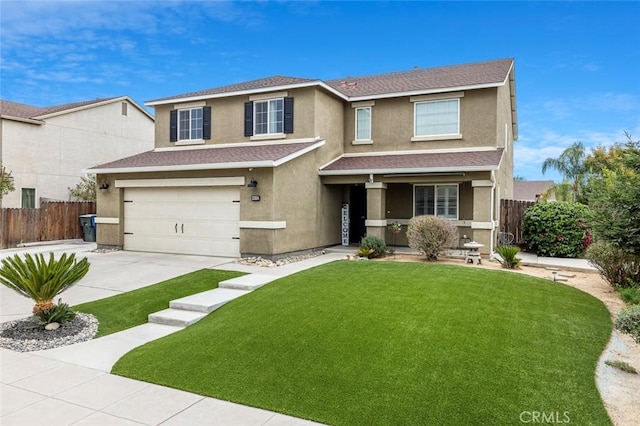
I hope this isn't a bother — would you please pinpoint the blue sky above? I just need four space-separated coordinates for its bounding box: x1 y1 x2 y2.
1 1 639 181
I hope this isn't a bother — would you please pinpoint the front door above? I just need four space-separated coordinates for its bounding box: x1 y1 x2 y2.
349 185 367 244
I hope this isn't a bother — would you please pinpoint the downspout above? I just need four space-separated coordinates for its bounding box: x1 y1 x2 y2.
490 170 496 254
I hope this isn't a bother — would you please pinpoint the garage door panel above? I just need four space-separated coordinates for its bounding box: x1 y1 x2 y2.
123 186 240 257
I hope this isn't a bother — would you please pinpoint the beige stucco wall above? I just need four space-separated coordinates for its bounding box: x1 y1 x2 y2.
1 101 153 208
154 87 320 148
343 88 498 154
495 81 515 200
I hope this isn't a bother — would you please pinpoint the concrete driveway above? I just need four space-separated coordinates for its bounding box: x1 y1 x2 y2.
0 242 235 323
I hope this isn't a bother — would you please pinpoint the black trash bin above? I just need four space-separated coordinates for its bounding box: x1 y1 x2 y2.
79 214 97 242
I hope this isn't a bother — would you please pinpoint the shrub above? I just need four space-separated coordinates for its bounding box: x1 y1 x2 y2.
586 241 640 289
619 287 640 305
522 202 592 258
495 246 521 269
406 216 458 261
614 305 640 343
359 235 387 258
0 252 90 314
33 299 76 326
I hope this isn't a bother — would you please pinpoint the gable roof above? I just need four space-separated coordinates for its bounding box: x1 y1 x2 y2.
0 96 154 123
319 149 504 175
513 180 554 201
146 58 514 106
88 139 325 174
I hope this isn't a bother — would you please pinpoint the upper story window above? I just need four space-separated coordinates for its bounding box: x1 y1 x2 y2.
414 99 459 137
355 107 371 141
244 97 293 138
254 98 283 135
414 184 458 219
170 106 211 143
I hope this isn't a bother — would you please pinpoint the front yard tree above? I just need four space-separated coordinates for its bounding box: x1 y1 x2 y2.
541 141 587 202
0 163 15 200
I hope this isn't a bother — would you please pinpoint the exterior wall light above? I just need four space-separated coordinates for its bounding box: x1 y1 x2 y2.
247 179 258 188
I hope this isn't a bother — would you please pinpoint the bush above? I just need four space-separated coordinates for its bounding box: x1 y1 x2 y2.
406 216 458 261
586 241 640 289
495 246 521 269
522 202 592 258
33 299 76 326
619 287 640 305
359 235 387 258
614 305 640 343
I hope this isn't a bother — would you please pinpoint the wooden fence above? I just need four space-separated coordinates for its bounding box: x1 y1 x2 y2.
500 199 535 245
0 201 96 249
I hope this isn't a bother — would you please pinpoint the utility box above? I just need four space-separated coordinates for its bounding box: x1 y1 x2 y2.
79 214 97 242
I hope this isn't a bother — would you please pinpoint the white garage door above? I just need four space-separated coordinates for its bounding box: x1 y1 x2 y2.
123 187 240 257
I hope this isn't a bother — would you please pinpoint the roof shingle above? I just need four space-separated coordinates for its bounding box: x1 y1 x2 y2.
0 97 119 120
320 149 504 174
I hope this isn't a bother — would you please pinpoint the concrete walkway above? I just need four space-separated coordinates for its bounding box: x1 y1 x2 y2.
1 243 340 425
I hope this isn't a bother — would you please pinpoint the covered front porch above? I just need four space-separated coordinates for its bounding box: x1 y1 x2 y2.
318 149 505 254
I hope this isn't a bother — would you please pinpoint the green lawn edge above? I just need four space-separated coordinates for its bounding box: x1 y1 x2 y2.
112 261 612 425
73 269 245 337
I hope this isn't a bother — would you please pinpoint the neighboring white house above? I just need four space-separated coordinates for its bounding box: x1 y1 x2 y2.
0 97 154 208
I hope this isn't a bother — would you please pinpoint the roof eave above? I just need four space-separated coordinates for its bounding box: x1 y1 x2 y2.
36 96 155 121
345 81 506 102
318 165 500 176
0 115 44 124
146 81 348 107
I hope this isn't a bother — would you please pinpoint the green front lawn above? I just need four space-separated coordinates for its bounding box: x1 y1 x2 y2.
112 261 612 425
73 269 244 337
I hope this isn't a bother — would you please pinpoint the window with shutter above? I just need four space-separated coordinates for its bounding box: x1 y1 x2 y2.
247 97 293 137
170 106 210 142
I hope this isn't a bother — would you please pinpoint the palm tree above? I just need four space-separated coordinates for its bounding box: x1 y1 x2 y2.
542 141 586 201
0 253 90 315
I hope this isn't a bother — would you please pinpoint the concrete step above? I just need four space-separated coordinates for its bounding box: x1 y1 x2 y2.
148 309 208 327
170 288 251 313
219 274 277 291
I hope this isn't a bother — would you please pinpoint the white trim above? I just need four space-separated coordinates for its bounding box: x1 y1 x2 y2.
319 165 498 176
471 221 495 230
354 106 372 142
249 91 288 101
175 139 205 146
239 221 286 229
95 217 119 224
410 92 464 102
153 137 321 152
413 98 460 139
250 133 286 141
273 140 325 167
351 100 375 108
91 140 325 174
365 182 387 189
352 140 373 145
37 96 155 121
173 101 206 109
472 180 494 187
0 115 44 125
146 81 349 106
411 134 463 142
365 220 387 227
341 146 498 158
115 177 245 188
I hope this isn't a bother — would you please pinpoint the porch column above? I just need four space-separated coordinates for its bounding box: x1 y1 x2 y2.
471 180 495 253
365 182 387 240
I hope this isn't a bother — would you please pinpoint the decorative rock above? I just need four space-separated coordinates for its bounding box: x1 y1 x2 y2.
236 251 325 268
44 322 60 331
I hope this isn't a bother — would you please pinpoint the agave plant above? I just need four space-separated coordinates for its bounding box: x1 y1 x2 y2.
0 252 90 315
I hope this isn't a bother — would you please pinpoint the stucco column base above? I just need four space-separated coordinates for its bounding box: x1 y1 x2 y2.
365 225 386 240
471 229 492 255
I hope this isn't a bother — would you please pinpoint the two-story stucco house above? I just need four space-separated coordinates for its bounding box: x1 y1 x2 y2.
90 58 517 257
0 97 154 208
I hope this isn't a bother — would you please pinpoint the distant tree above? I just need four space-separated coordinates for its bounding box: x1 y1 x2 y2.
513 175 527 181
69 174 96 201
541 141 587 202
540 181 573 202
0 163 16 201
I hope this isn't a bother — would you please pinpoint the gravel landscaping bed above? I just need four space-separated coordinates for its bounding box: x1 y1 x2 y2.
237 250 325 267
0 313 98 352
